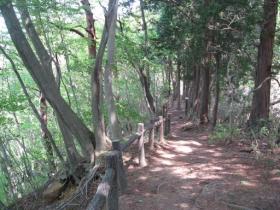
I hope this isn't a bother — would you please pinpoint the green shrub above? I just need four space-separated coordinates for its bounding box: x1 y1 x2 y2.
209 124 241 143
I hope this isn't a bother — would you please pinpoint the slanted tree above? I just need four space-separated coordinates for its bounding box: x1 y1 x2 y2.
0 1 96 163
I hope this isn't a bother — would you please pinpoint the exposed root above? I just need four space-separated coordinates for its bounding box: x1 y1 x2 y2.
45 164 100 210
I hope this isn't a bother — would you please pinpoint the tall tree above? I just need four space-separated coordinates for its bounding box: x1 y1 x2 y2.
199 0 212 124
139 0 156 114
104 0 122 140
81 0 97 57
91 0 118 151
249 0 278 125
80 0 107 152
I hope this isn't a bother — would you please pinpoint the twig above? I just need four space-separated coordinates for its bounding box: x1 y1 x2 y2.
156 182 168 194
250 76 280 95
270 98 280 106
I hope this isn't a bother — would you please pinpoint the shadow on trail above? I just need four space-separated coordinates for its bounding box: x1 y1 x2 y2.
120 108 280 210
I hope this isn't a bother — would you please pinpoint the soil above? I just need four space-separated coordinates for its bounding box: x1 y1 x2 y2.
10 108 280 210
119 108 280 210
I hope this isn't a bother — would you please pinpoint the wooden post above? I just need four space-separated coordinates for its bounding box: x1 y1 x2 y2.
112 140 121 151
149 119 155 150
164 114 171 136
112 140 127 193
86 151 119 210
137 123 147 167
106 151 119 210
159 116 164 143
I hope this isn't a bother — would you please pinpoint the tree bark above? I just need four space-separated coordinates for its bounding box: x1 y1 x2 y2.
199 0 212 124
91 0 118 151
199 63 210 124
19 0 88 166
104 0 122 140
81 0 97 58
176 59 181 110
249 0 278 125
0 2 96 162
139 67 156 113
39 92 56 171
53 57 82 169
212 53 221 129
166 58 172 96
139 0 156 114
189 65 200 119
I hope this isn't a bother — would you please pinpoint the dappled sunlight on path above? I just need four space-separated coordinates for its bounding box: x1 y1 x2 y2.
119 108 280 210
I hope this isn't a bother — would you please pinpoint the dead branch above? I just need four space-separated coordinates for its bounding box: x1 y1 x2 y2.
270 98 280 106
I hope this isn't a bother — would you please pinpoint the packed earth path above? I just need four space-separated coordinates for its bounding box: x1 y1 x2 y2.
119 108 280 210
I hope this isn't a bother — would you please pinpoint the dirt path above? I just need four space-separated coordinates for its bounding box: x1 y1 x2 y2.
119 108 280 210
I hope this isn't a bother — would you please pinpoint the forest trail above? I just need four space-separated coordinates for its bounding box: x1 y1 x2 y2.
119 108 280 210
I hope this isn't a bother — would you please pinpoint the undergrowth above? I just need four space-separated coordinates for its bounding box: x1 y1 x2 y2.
209 124 241 144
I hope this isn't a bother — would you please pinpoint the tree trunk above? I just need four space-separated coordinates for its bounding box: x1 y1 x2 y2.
139 67 156 113
167 58 172 96
176 59 181 110
139 0 156 114
91 43 107 152
249 0 278 125
91 0 118 151
39 92 56 172
53 57 82 169
104 0 122 140
199 0 212 124
18 0 88 166
212 53 221 129
1 2 96 162
81 0 97 58
199 63 210 124
190 65 201 119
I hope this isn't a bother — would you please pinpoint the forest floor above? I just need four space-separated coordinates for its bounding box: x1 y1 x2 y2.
12 107 280 210
119 108 280 210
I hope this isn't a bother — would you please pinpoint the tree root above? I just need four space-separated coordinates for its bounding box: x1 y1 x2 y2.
45 164 100 210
